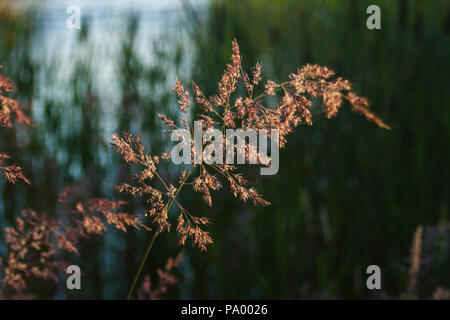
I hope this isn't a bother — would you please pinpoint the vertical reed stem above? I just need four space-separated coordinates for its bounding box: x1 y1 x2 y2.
126 232 158 300
126 165 195 299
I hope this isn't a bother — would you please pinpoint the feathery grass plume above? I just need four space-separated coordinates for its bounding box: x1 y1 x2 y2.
114 39 389 251
433 287 450 300
0 65 34 184
137 250 184 300
0 187 149 299
0 209 70 299
399 224 450 300
115 39 389 298
58 187 151 240
0 153 30 184
0 66 33 127
407 225 423 298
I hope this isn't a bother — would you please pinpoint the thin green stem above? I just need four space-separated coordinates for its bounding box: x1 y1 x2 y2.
126 232 158 300
125 164 196 299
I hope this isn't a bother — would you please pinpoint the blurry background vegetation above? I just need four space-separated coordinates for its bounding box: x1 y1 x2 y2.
0 0 449 299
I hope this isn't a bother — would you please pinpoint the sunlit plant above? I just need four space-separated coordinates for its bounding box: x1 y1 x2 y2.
112 40 390 298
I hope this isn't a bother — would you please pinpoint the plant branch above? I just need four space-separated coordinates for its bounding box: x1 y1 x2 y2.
126 164 196 299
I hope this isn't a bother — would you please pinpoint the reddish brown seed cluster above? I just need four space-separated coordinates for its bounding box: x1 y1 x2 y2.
0 187 148 298
0 65 34 127
433 287 450 300
0 154 30 184
137 250 184 300
0 65 34 185
113 39 389 253
113 131 215 251
58 187 151 239
1 209 65 297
